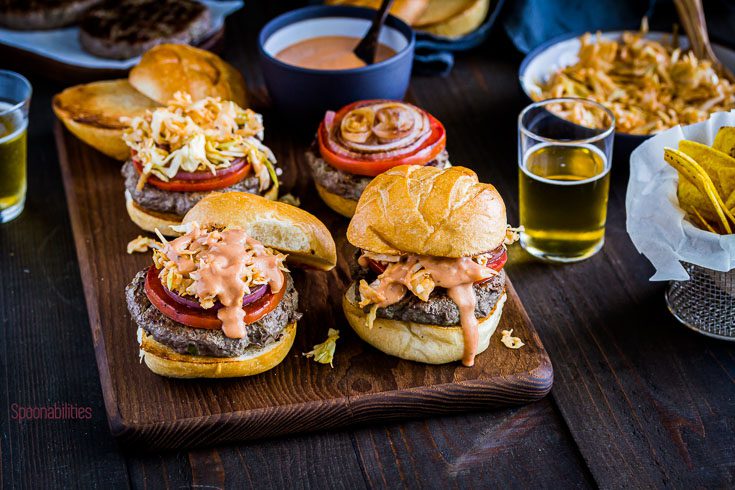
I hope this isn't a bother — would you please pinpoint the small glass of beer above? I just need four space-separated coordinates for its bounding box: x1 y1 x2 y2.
518 98 614 262
0 70 31 223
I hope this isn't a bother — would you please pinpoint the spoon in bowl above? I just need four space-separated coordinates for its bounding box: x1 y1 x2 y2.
353 0 396 65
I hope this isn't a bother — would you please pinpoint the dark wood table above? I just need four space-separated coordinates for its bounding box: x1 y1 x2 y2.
2 3 733 488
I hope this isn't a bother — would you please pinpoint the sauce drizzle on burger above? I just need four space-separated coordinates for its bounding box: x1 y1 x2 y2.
357 250 507 366
151 223 288 338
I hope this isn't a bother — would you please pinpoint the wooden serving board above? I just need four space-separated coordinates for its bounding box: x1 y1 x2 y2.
55 120 553 450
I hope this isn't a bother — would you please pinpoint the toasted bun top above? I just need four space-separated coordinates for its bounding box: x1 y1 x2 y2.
325 0 429 24
183 192 337 271
129 44 248 107
347 165 507 257
414 0 472 26
52 79 158 129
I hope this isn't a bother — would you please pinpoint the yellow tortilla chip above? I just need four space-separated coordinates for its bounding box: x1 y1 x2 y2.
713 126 735 159
689 206 718 233
679 140 735 195
726 193 735 214
717 166 735 203
678 177 719 222
665 147 734 233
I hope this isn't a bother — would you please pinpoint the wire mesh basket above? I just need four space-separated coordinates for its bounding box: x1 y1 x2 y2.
665 263 735 341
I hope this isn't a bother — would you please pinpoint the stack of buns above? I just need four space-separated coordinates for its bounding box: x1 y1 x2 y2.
325 0 489 38
53 43 248 160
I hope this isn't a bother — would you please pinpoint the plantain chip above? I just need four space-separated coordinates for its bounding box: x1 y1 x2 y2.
713 126 735 159
664 147 734 234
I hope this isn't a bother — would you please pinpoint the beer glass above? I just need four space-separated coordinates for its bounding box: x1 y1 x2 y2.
518 98 614 262
0 70 31 223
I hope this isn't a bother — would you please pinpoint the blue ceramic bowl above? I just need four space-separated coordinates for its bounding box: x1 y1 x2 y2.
258 6 415 122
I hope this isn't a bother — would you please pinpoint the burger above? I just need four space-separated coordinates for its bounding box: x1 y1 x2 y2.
342 165 512 366
126 191 337 378
306 100 449 218
122 92 279 236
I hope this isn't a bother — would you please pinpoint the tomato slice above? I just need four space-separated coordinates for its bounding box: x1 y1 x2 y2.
133 159 252 192
317 105 446 177
143 266 285 331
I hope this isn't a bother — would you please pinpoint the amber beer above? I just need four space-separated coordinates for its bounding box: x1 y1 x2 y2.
0 102 27 216
519 143 610 261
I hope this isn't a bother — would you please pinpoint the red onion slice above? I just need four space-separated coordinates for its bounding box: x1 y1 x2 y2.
163 283 267 311
172 157 247 181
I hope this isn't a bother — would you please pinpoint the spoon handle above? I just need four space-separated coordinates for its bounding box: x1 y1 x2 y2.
354 0 396 64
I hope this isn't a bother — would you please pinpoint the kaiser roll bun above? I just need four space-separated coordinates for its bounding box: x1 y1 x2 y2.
347 165 507 257
138 322 296 378
183 192 337 270
129 44 248 106
343 282 506 364
52 79 158 160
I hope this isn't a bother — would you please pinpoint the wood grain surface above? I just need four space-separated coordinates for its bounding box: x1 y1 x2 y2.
2 1 734 488
54 110 552 448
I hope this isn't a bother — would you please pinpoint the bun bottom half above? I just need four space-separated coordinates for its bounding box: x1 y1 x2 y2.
138 322 297 378
125 191 183 236
343 282 506 365
315 183 357 218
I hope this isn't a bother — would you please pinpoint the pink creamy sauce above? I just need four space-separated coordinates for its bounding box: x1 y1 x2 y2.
359 254 496 366
160 227 284 339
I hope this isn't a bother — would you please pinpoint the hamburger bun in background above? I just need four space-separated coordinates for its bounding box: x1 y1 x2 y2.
53 43 248 160
129 44 248 107
343 165 509 365
414 0 490 38
324 0 429 25
52 79 158 160
326 0 489 37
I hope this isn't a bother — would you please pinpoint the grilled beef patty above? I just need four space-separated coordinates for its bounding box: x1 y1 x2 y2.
306 145 450 202
352 260 506 326
0 0 102 30
79 0 211 59
122 160 264 218
126 269 301 358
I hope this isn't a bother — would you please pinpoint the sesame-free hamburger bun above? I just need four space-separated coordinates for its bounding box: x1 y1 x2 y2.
52 79 158 160
129 43 248 107
183 191 337 271
347 164 507 257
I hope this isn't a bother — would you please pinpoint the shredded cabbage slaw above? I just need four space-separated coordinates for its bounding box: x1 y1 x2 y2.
123 92 278 192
